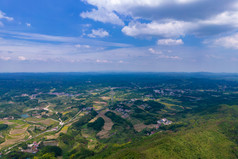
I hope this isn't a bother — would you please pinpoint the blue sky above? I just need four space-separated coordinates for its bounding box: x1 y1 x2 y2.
0 0 238 72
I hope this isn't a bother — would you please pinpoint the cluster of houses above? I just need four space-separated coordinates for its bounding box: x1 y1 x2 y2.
82 107 93 111
154 89 186 97
113 104 131 118
20 140 57 154
146 118 173 136
21 141 41 154
1 116 14 120
157 118 173 125
49 92 81 97
140 104 151 110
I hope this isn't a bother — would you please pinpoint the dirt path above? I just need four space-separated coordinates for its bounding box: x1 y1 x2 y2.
96 109 114 139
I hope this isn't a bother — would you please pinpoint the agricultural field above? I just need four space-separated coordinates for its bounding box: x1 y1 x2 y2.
0 73 238 158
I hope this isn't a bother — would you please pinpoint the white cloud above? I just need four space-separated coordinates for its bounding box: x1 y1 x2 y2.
83 0 199 14
0 30 131 50
200 11 238 28
0 31 133 64
88 29 109 38
176 0 198 4
83 0 238 39
148 48 182 60
0 56 11 61
3 31 76 42
122 21 195 38
158 55 182 60
18 56 27 61
157 39 184 45
96 59 111 63
148 48 162 54
26 23 31 27
75 44 91 48
81 8 124 26
210 33 238 49
0 10 14 21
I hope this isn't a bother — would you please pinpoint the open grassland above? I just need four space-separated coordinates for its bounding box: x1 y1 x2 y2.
25 118 58 126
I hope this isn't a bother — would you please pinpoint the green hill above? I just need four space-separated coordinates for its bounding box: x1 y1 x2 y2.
89 105 238 159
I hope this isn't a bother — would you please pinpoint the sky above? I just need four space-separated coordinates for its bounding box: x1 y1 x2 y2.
0 0 238 72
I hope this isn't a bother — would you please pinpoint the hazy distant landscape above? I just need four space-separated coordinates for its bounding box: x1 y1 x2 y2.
0 73 237 158
1 0 238 158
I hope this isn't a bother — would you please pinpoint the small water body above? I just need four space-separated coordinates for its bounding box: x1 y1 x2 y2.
21 114 29 118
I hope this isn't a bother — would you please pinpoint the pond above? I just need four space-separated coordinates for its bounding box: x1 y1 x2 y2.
21 114 29 118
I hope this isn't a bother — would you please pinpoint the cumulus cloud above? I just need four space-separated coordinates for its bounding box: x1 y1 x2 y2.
122 20 196 37
203 11 238 26
83 0 238 40
83 0 202 15
81 8 124 26
83 0 234 20
210 34 238 49
122 20 195 38
88 29 109 38
157 39 184 45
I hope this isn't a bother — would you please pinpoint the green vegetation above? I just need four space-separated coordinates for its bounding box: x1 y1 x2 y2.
0 73 238 158
0 124 8 131
88 117 105 131
72 110 98 130
38 146 62 157
90 105 238 159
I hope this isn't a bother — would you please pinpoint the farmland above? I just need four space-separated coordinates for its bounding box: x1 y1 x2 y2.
0 73 238 158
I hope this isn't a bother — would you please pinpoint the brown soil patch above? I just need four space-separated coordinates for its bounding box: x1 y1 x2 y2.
100 97 110 101
10 128 26 135
96 109 114 139
94 101 107 105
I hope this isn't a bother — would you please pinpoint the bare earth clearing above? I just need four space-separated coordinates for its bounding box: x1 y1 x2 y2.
96 110 114 139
